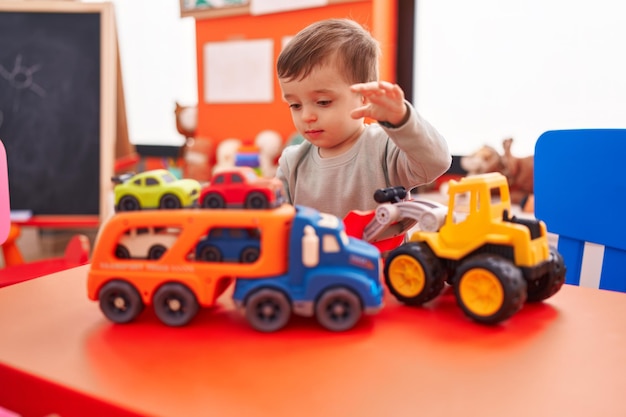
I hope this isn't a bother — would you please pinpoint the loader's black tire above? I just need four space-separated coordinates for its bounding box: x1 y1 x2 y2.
453 254 527 325
384 242 446 305
526 246 566 302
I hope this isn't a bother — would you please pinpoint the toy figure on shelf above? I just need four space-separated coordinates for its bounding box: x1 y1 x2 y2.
175 102 213 183
501 137 534 207
255 130 283 178
460 138 534 208
234 141 261 174
213 138 242 174
460 144 504 176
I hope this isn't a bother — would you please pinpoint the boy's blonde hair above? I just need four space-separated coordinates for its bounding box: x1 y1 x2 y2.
277 18 380 84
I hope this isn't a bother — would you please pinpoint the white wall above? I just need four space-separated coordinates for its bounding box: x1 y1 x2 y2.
414 0 626 156
87 0 198 146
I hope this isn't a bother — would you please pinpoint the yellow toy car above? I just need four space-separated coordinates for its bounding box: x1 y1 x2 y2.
112 169 200 211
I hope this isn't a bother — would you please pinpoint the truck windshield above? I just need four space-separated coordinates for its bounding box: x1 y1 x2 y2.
317 213 339 229
317 213 349 246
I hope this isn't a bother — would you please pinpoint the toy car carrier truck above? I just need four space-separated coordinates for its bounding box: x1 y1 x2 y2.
87 204 383 332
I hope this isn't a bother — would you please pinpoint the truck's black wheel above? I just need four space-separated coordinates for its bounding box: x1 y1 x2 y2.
159 194 181 209
245 288 291 332
245 192 268 209
152 283 199 327
202 193 225 209
99 280 143 324
453 254 527 324
384 242 446 305
118 195 140 211
240 247 260 263
526 246 566 302
199 245 222 262
115 244 131 259
315 287 362 332
148 244 167 260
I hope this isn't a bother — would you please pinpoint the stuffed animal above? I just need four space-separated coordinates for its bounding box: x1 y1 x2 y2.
502 137 534 205
460 144 504 176
459 140 533 207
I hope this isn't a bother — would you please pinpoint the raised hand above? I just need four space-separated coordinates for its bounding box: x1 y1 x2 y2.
350 81 408 126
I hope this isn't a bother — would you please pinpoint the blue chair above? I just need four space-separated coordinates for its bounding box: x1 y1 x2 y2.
534 129 626 292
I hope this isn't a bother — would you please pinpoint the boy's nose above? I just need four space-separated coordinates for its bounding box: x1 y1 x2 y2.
302 108 317 122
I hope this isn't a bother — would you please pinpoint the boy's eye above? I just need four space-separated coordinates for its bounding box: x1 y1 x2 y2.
288 103 301 110
317 100 331 107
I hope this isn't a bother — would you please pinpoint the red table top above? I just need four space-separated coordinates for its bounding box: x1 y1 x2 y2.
1 265 626 417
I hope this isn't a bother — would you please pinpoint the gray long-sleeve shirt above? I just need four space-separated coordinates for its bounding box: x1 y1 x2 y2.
276 104 451 219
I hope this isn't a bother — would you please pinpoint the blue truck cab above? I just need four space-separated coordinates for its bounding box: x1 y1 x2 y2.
233 205 383 332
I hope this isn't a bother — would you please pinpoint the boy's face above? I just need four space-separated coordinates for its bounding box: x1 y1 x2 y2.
279 61 365 157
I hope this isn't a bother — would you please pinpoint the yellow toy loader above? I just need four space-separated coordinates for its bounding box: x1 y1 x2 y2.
369 173 565 324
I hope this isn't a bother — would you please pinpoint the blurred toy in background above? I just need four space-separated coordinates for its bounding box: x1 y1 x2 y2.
213 138 242 174
255 130 283 178
213 130 286 178
235 141 261 174
501 137 534 207
175 102 213 183
184 136 213 183
459 139 534 208
460 144 504 176
175 102 197 142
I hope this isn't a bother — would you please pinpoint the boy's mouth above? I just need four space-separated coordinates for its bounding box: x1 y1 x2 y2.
305 129 324 138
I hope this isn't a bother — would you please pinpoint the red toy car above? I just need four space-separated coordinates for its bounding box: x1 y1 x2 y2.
200 167 285 209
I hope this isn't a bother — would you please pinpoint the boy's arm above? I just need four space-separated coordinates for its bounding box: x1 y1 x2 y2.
351 81 451 187
381 103 452 188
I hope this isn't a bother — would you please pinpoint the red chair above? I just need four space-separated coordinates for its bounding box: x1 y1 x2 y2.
0 234 90 288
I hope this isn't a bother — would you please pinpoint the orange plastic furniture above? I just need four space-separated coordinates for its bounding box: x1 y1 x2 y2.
0 234 90 288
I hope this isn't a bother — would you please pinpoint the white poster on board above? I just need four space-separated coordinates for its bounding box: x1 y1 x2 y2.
250 0 328 15
204 39 274 103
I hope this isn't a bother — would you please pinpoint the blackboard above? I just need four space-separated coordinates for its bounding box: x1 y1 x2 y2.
0 1 117 219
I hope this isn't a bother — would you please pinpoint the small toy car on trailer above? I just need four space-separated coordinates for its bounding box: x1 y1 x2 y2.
199 167 284 209
195 227 261 263
112 169 200 211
